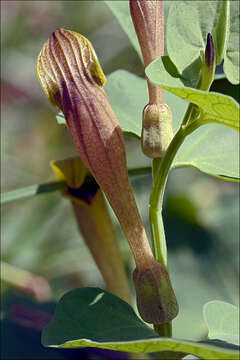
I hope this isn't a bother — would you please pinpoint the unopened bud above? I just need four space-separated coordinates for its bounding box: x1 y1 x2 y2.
205 33 215 71
129 0 164 67
198 33 216 91
130 0 165 105
141 104 174 158
133 260 179 324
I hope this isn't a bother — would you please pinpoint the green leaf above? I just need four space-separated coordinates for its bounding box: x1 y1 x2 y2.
223 1 240 85
104 1 142 60
106 70 239 180
54 70 239 181
166 1 239 84
174 123 239 181
104 1 172 59
42 288 239 359
146 57 240 132
105 69 188 137
203 301 240 346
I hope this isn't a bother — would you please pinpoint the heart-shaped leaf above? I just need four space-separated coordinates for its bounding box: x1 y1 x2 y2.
107 70 239 181
146 57 240 132
42 288 239 359
167 1 239 84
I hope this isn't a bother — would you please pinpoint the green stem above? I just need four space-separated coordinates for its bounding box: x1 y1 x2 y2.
149 203 167 266
155 322 173 360
150 126 187 213
1 167 152 205
149 128 187 341
154 322 172 337
1 181 66 205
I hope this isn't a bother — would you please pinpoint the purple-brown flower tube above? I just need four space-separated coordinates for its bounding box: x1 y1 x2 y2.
130 0 164 105
51 157 132 304
37 29 178 324
130 0 174 158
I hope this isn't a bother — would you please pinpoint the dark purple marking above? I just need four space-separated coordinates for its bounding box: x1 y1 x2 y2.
205 33 215 69
68 176 99 205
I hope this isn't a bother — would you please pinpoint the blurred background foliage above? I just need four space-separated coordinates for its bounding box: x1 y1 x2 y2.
1 1 239 359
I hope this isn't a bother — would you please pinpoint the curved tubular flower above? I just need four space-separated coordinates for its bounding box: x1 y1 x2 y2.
51 157 132 304
37 29 178 324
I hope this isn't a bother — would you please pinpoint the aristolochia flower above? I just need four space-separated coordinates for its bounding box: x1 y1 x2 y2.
37 29 178 324
51 157 132 304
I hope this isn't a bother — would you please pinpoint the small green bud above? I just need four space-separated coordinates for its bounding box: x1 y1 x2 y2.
133 260 179 324
141 104 174 158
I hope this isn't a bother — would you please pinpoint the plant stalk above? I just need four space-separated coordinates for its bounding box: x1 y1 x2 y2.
149 123 193 339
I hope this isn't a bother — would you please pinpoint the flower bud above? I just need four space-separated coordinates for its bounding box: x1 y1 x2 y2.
141 104 174 158
37 29 178 323
130 0 165 105
205 33 215 71
51 157 132 304
129 0 164 68
133 260 179 324
198 33 216 91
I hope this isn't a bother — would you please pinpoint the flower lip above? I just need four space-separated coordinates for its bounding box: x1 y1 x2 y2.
68 177 99 205
36 28 106 109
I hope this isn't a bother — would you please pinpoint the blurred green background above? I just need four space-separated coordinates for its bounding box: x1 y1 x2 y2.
1 1 239 359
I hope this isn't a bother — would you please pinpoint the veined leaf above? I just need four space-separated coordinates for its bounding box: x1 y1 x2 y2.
146 57 240 132
42 288 240 359
108 70 239 180
167 1 239 84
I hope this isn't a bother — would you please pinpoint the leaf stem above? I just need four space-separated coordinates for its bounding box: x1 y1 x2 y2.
1 181 66 205
1 167 152 205
149 111 196 340
150 127 186 215
154 322 172 337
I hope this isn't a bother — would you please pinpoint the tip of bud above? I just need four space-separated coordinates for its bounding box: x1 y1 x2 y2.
36 29 106 109
205 33 215 70
133 261 179 324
